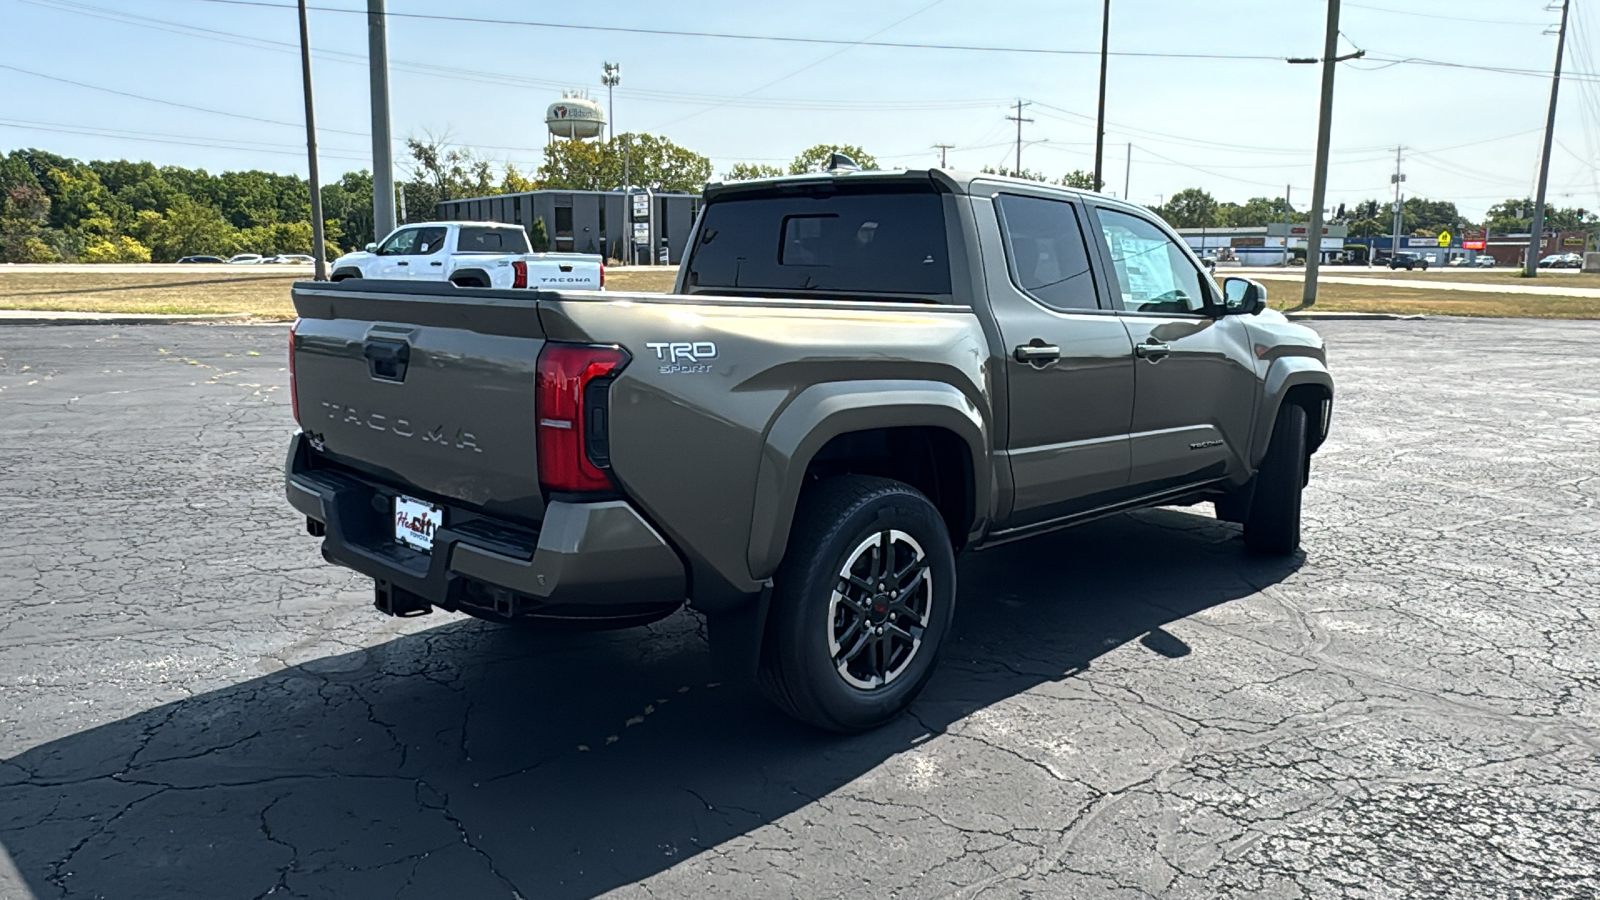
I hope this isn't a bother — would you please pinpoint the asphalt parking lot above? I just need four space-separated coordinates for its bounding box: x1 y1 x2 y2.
1 319 1597 899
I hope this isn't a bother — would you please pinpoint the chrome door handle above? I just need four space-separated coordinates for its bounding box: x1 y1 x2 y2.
397 261 409 266
1135 341 1171 360
1014 343 1061 362
430 261 443 266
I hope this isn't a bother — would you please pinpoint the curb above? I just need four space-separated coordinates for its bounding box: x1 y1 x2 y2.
1284 312 1426 321
0 312 253 326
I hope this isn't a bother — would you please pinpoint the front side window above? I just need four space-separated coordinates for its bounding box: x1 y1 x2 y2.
376 228 419 256
1096 208 1209 315
995 194 1098 311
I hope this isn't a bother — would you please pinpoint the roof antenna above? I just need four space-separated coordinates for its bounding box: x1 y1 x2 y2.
827 153 861 173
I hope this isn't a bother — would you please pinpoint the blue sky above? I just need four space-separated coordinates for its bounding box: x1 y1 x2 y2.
2 0 1597 218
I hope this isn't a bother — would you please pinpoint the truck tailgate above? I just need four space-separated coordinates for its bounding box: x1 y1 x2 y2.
291 283 547 524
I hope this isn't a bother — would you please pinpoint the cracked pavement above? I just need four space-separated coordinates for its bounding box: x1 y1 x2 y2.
1 319 1597 899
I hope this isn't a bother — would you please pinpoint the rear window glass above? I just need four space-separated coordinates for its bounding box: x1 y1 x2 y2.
457 227 531 254
685 186 951 297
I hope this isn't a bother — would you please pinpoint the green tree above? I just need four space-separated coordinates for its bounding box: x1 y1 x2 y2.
1217 196 1303 227
539 133 711 193
789 144 878 174
82 235 151 262
237 221 315 256
980 165 1049 182
723 162 785 181
529 216 550 252
146 197 240 262
501 163 539 193
1058 170 1098 190
1158 188 1220 228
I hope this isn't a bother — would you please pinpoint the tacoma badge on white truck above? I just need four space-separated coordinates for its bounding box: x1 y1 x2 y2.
330 221 604 290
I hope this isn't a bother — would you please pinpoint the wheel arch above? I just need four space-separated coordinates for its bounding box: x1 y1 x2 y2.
330 267 363 282
1253 360 1333 465
746 381 990 581
450 269 491 288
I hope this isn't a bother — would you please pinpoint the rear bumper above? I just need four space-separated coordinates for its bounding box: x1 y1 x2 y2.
285 432 685 616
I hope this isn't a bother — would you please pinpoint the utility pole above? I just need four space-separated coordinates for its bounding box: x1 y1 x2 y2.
367 0 395 238
1123 143 1131 199
1298 0 1360 307
602 62 620 142
1093 0 1110 191
1282 185 1293 266
1526 0 1571 277
1007 100 1033 175
934 143 954 168
1391 147 1405 266
296 0 327 280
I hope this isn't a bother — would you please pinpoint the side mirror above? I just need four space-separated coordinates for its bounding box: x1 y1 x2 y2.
1221 277 1267 316
364 243 378 253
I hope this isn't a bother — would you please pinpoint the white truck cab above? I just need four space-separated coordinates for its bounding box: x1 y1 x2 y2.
330 222 603 290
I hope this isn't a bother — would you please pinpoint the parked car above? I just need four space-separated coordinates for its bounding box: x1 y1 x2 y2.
1561 252 1584 268
1470 256 1496 268
1448 256 1469 267
1537 254 1571 268
285 168 1334 732
1389 252 1429 271
227 254 263 265
175 255 225 264
329 222 603 290
278 254 316 265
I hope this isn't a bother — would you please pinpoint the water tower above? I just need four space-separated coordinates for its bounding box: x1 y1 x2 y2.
546 91 606 143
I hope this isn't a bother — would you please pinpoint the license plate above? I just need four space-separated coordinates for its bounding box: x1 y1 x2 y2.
393 495 443 552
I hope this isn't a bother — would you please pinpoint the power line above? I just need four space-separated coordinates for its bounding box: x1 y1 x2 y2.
168 0 1296 61
22 0 1014 114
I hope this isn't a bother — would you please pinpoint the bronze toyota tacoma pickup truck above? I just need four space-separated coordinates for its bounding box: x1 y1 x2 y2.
286 167 1332 731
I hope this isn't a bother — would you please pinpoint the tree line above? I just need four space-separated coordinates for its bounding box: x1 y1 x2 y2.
0 136 904 263
9 132 1578 264
1154 186 1598 240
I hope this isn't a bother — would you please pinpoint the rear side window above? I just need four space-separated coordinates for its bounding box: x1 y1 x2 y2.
685 186 951 298
457 227 531 254
995 194 1099 311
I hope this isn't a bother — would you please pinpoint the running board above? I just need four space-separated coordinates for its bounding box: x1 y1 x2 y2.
976 479 1227 549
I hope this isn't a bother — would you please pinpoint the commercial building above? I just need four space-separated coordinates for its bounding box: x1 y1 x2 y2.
1176 223 1349 265
434 189 702 265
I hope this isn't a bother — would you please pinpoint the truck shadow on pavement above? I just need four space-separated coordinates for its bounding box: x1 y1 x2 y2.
1 509 1302 899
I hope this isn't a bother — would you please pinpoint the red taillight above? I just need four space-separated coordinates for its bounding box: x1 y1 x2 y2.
599 264 606 289
512 260 528 289
536 343 629 493
289 318 300 425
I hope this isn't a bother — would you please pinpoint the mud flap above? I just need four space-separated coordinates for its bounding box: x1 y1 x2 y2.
706 581 772 682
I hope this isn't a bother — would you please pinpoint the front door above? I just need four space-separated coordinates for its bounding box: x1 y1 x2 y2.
1088 206 1259 490
974 189 1136 528
372 227 421 279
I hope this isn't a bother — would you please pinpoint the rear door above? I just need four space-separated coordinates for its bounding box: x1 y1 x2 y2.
972 186 1135 527
1086 205 1258 490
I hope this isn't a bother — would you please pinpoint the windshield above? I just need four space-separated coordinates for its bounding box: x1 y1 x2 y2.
684 183 952 298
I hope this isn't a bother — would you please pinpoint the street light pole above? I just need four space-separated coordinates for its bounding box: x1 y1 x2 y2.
1093 0 1110 191
296 0 327 280
367 0 395 238
1526 0 1571 278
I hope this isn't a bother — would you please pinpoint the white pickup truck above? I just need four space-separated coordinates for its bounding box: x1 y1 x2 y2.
330 221 604 290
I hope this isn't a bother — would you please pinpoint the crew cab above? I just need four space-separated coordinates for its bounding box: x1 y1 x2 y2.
286 168 1333 732
329 221 603 290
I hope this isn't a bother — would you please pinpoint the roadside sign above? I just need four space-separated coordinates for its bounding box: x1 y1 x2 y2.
1463 229 1486 250
631 193 649 218
1437 230 1451 247
632 222 649 243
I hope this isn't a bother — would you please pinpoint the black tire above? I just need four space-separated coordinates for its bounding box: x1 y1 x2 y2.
1244 403 1309 556
759 476 956 732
